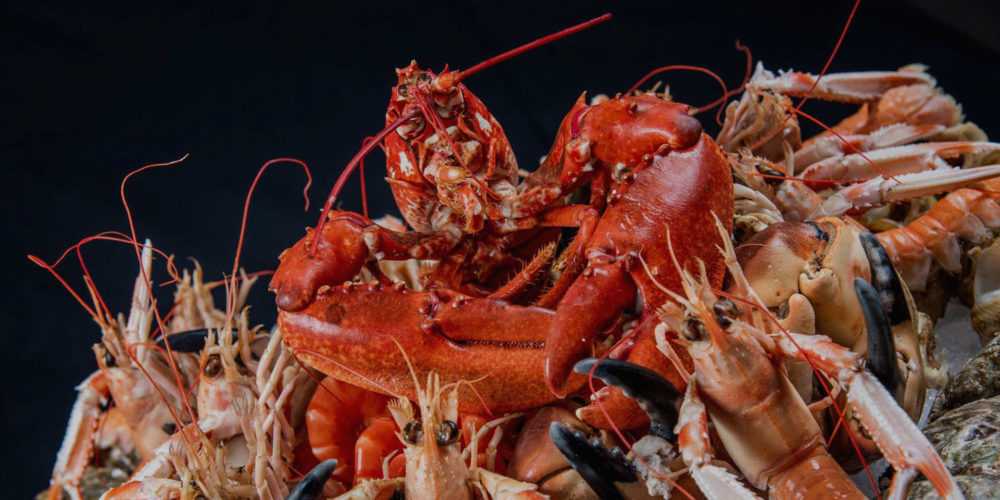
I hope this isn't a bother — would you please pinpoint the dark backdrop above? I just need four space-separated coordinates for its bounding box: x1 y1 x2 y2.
3 0 999 495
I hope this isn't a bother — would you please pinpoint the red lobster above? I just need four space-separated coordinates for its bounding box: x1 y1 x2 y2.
270 14 733 429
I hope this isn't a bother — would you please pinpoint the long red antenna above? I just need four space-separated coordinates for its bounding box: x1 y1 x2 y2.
310 108 420 256
459 13 612 81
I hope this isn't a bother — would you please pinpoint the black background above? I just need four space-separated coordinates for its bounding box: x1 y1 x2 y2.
3 0 999 495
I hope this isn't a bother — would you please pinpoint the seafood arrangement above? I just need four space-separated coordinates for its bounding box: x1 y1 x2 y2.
35 11 1000 500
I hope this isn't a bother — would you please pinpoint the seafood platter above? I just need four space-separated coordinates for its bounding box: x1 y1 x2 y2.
34 10 1000 500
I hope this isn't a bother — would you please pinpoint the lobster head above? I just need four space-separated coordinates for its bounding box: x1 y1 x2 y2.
386 61 513 234
390 61 466 136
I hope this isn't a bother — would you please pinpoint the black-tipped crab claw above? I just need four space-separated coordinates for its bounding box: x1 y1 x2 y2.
549 422 637 500
550 358 685 500
286 459 338 500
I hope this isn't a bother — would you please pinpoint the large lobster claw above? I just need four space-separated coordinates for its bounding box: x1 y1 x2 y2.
271 212 375 311
542 95 733 429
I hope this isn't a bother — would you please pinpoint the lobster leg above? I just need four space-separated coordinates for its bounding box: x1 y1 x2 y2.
675 382 764 500
487 242 556 302
424 240 472 290
577 358 760 500
531 205 600 308
279 283 576 413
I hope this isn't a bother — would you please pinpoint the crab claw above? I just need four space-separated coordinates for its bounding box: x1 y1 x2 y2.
859 232 909 325
809 164 1000 218
573 358 682 442
549 423 636 500
799 141 1000 181
792 123 946 170
854 278 901 394
287 459 338 500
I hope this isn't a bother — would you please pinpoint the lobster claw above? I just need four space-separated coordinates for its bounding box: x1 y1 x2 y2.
286 459 338 500
270 213 373 312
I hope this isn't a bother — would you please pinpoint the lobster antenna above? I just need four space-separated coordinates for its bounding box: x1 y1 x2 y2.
311 108 420 255
458 13 612 81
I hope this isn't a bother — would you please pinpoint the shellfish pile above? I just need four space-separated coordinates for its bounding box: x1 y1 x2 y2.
35 15 1000 500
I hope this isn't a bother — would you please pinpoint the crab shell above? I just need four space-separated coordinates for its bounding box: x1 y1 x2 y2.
734 216 929 463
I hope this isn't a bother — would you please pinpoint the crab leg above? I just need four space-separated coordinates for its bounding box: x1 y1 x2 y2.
798 141 1000 181
808 164 1000 218
572 359 772 500
573 358 681 442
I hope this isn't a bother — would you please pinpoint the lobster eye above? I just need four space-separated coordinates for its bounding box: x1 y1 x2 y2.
681 317 707 341
417 72 432 83
397 84 409 97
403 421 423 444
713 299 740 329
203 354 223 378
436 420 460 446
